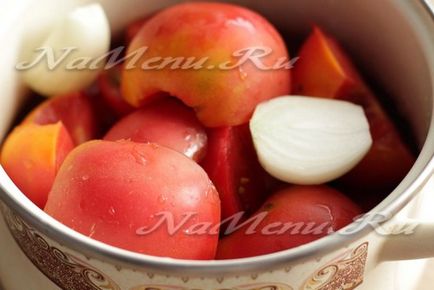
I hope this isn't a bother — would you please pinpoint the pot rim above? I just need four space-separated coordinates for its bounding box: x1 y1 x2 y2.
0 0 434 276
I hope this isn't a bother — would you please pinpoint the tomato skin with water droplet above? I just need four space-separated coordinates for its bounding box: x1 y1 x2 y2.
44 140 220 260
104 99 208 162
216 185 361 259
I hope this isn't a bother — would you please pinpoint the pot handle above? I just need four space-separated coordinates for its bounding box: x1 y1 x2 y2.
378 218 434 261
377 175 434 262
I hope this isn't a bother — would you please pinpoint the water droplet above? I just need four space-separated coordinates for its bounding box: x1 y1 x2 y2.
238 67 248 81
183 131 207 159
89 223 97 238
81 175 89 181
183 228 191 235
158 195 168 204
150 143 159 150
184 144 199 159
131 148 148 166
108 206 116 216
184 133 193 142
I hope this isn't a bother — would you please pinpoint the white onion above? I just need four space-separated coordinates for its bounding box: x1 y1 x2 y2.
250 96 372 185
20 3 110 97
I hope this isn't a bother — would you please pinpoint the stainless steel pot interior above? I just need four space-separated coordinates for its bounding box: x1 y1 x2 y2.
0 0 433 276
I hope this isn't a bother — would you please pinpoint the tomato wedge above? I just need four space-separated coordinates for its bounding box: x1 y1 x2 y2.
201 124 275 220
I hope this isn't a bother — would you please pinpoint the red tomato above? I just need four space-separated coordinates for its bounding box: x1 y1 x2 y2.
44 140 221 260
97 65 134 117
104 99 208 162
201 125 276 220
216 185 361 259
121 2 291 127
